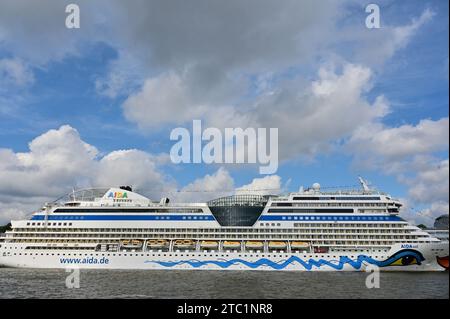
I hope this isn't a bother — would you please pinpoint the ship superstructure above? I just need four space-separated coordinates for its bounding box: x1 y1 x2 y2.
0 179 448 271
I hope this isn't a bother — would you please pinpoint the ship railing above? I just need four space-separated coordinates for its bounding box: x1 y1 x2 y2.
160 203 209 207
301 189 386 195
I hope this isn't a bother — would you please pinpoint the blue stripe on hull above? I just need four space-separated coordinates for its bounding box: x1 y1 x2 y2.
30 214 402 221
144 250 424 270
259 215 402 221
31 215 215 221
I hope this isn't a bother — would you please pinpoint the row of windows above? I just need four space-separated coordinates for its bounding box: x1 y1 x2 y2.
291 196 381 201
26 222 73 227
271 216 400 221
267 208 354 213
32 215 212 221
272 203 387 207
7 239 431 248
26 246 92 250
9 236 423 245
13 223 409 233
16 245 385 254
11 228 416 237
54 208 204 213
1 243 394 254
5 251 391 260
10 228 418 237
8 236 430 247
10 237 422 246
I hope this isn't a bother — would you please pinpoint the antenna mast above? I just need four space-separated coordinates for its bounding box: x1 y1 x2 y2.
358 176 371 192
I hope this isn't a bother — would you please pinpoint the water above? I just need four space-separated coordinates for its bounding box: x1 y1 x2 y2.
0 269 448 299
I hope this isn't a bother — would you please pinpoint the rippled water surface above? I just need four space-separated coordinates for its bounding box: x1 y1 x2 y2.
0 269 448 299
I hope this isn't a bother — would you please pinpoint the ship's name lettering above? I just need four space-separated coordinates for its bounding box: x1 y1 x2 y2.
107 192 128 199
401 244 418 249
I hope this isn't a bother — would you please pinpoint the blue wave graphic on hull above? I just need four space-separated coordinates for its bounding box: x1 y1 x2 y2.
144 250 424 270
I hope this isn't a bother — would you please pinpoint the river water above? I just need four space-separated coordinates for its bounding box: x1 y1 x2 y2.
0 269 448 299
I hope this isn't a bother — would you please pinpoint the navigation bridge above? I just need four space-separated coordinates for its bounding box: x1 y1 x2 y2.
207 194 274 227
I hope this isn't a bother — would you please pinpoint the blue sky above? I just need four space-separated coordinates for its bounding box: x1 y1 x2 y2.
0 0 448 225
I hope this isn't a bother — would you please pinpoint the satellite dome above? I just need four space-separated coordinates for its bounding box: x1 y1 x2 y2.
312 183 321 191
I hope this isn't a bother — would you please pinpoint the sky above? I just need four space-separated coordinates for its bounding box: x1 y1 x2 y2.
0 0 448 226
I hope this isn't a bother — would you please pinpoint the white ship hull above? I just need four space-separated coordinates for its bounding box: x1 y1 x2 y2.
1 242 447 271
2 185 448 272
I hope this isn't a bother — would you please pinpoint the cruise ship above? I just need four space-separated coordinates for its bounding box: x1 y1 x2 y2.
0 178 448 271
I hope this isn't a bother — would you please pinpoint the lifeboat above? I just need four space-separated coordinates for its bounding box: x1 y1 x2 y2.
173 239 195 249
291 241 310 250
222 241 241 250
121 239 143 249
200 241 218 249
245 241 264 250
268 241 287 250
147 239 168 249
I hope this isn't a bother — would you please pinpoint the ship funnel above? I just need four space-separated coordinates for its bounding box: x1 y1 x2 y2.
160 197 170 205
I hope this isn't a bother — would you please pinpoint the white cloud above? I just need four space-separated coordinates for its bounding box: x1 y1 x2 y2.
124 63 390 162
94 149 173 195
0 125 171 223
0 0 104 65
173 168 284 202
0 0 341 85
348 119 449 226
251 64 390 159
0 2 445 228
0 58 34 88
0 126 176 201
117 5 434 138
95 50 145 99
235 175 281 195
95 72 127 99
406 159 449 204
0 125 98 198
173 167 235 203
389 9 435 55
0 123 446 228
349 117 449 171
342 8 435 67
123 72 209 129
400 198 449 227
0 2 437 167
0 126 287 223
0 2 435 116
419 202 449 225
0 198 48 223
